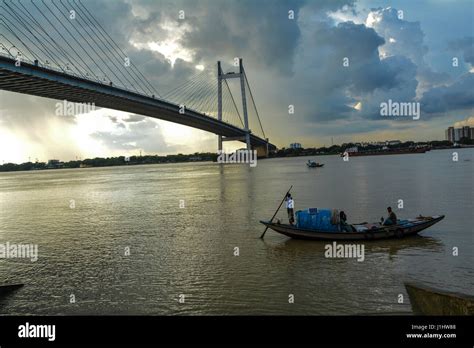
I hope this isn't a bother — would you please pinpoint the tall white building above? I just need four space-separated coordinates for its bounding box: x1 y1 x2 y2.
290 143 302 149
445 126 474 142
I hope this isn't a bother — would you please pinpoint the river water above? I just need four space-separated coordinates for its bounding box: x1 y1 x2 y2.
0 149 472 315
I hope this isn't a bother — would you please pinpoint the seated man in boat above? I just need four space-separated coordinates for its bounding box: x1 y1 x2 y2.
286 193 295 225
339 210 351 232
383 207 398 226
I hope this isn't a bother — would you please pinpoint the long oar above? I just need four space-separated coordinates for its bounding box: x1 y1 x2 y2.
260 185 293 239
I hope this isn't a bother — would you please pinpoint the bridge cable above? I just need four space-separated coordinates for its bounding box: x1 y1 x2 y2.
196 77 219 113
191 77 216 113
222 91 236 125
75 0 162 98
223 78 244 126
0 32 33 62
62 0 152 96
223 79 244 127
164 72 210 106
168 73 213 110
14 0 90 79
0 13 49 63
162 69 208 100
0 17 37 62
31 0 101 82
2 2 69 74
243 69 266 139
32 0 102 80
163 71 208 101
45 0 114 85
201 81 218 116
6 0 74 74
55 0 138 93
222 86 240 127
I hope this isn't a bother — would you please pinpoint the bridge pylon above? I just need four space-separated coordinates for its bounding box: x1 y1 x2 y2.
217 58 251 153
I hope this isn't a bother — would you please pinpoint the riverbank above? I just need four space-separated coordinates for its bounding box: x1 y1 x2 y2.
0 152 217 173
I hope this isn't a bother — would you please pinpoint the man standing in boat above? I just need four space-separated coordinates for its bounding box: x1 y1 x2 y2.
286 193 295 225
339 210 351 232
383 207 397 225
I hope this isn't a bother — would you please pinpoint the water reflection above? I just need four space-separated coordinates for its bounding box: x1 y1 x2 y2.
0 149 471 314
265 235 443 259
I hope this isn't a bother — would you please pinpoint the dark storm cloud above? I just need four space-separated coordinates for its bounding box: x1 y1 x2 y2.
312 21 393 93
367 7 428 66
290 20 418 122
78 0 193 92
173 0 354 76
302 117 415 137
448 37 474 65
179 0 305 75
420 73 474 114
2 0 474 158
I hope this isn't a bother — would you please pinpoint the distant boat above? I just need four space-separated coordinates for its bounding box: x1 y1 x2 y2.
306 160 324 168
260 211 444 241
405 282 474 315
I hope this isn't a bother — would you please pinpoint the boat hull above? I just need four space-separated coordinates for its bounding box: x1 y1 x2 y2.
405 282 474 315
0 283 24 296
260 215 444 241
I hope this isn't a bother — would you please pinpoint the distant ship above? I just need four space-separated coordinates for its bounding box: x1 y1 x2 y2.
341 146 428 157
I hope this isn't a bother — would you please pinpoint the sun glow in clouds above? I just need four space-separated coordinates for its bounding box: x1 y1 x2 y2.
141 41 193 66
353 101 362 111
366 11 382 28
0 127 27 163
130 19 194 67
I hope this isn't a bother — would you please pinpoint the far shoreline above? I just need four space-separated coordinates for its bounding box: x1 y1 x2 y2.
1 146 472 174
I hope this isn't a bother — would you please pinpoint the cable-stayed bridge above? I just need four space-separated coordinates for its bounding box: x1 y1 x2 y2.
0 0 275 156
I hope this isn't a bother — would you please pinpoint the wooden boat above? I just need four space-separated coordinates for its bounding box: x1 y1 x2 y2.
0 283 24 295
306 160 324 168
259 215 444 241
405 282 474 315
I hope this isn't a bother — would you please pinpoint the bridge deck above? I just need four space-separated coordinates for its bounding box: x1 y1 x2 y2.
0 55 275 151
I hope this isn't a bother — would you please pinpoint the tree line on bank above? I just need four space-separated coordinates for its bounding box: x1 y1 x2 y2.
0 139 470 172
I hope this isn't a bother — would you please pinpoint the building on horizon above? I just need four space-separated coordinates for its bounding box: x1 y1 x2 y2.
46 159 63 169
445 126 474 142
290 143 302 149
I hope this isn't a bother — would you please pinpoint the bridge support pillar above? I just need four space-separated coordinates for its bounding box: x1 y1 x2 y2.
253 138 270 158
239 58 251 151
254 145 268 158
216 58 255 154
217 61 223 153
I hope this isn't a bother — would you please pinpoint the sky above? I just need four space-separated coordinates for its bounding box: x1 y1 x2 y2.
0 0 473 164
